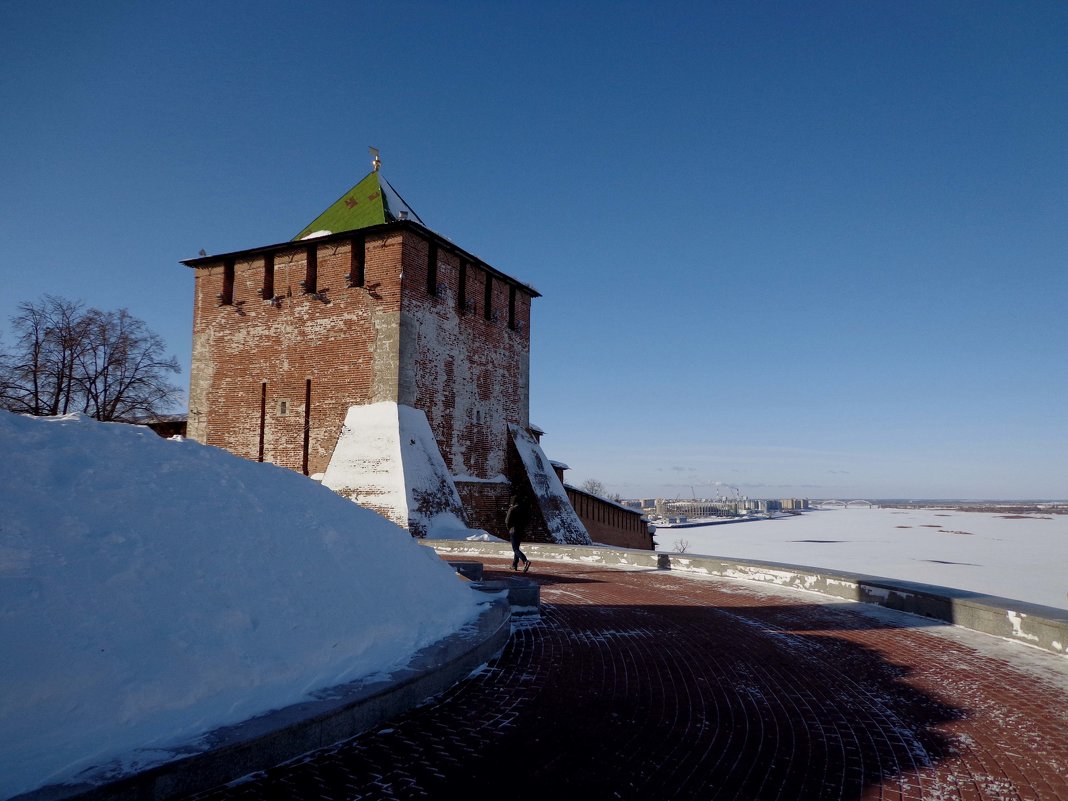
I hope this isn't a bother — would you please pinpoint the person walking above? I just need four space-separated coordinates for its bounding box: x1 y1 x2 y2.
505 494 532 573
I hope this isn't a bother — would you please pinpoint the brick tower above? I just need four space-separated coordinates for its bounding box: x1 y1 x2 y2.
182 157 590 543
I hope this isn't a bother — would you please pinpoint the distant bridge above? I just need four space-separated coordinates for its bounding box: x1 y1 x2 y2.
814 499 878 509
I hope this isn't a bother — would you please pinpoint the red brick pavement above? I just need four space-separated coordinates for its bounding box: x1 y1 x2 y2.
189 559 1068 801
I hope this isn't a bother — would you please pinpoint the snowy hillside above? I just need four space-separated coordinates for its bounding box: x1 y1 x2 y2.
0 412 483 799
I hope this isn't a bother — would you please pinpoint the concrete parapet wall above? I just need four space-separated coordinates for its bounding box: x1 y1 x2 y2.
471 577 540 617
427 540 1068 657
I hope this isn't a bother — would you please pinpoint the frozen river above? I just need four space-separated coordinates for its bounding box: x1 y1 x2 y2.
653 506 1068 610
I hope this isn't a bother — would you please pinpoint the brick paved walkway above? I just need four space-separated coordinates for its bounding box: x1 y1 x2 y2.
190 559 1068 801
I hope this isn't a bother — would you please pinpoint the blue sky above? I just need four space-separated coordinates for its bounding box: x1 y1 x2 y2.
2 1 1065 500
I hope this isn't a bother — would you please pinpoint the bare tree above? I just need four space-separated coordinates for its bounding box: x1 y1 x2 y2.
1 296 90 416
75 308 181 421
1 296 181 422
580 478 607 497
579 478 623 503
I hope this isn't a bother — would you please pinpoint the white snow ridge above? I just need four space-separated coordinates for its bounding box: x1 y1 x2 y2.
0 411 482 799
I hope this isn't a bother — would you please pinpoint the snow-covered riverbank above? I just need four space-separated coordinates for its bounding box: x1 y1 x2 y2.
654 506 1067 610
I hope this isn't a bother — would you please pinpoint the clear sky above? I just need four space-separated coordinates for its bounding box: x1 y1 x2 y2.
2 1 1065 500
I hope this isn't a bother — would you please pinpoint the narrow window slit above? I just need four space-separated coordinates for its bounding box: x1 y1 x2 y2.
302 379 312 476
258 382 267 462
262 253 275 300
219 259 235 305
349 235 365 287
303 246 317 294
457 261 467 313
427 241 438 296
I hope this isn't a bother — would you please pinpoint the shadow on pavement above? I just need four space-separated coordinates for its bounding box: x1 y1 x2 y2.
189 598 965 801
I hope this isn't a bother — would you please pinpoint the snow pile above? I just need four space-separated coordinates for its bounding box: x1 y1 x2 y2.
322 402 479 540
0 411 484 799
656 507 1068 610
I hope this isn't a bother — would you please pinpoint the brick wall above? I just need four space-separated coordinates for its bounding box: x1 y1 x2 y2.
398 230 532 482
189 232 405 477
454 481 512 536
188 223 536 493
566 487 654 550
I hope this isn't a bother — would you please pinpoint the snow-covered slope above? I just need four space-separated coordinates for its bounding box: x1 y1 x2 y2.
0 412 483 799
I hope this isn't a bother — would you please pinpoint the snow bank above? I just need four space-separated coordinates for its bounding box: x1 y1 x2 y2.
0 411 483 799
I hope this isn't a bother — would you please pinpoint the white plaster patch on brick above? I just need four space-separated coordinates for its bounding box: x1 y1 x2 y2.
372 309 401 403
187 336 214 443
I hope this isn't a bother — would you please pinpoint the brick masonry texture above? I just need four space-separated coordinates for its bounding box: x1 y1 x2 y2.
189 560 1068 801
189 234 405 476
188 227 532 485
397 233 530 481
454 481 511 535
567 486 652 549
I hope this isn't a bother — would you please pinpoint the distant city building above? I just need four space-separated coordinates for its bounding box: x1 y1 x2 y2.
648 495 811 520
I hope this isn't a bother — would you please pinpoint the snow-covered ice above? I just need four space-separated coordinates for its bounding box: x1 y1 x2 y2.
0 411 484 799
654 507 1067 610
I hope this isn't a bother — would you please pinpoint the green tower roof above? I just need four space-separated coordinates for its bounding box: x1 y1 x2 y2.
293 171 424 241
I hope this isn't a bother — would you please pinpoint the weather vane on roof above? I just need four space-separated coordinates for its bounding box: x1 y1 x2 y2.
370 146 381 173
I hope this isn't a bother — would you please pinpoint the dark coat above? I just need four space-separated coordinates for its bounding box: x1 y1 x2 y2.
505 498 529 531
